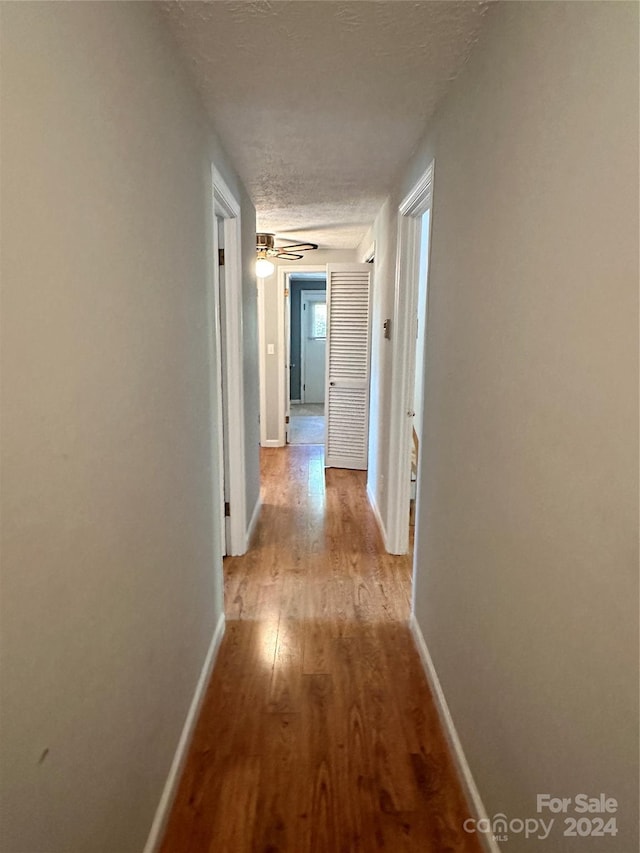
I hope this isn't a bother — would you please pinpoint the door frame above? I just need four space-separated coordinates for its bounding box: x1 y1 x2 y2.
212 166 247 556
211 215 227 558
300 289 327 405
276 265 327 445
386 161 435 555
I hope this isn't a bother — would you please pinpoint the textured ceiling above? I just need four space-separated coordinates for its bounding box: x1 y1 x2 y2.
160 1 491 249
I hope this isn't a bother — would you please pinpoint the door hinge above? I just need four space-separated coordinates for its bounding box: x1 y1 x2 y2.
284 288 289 297
303 383 306 391
286 415 290 424
218 248 225 266
224 501 230 517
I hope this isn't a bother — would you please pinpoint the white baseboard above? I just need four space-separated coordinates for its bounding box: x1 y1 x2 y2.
409 615 500 853
246 494 262 549
143 613 226 853
367 482 389 550
261 439 284 448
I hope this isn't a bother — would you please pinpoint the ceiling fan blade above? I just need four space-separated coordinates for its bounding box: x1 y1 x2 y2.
275 241 318 253
276 251 305 261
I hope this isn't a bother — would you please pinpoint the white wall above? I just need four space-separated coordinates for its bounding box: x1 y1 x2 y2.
367 1 639 849
0 3 258 851
357 200 394 527
258 251 356 444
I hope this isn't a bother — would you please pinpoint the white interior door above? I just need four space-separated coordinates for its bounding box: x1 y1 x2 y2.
324 264 372 469
301 291 326 404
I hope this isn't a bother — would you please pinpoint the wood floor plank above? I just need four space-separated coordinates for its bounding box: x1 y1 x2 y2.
160 445 483 853
206 755 261 853
267 619 304 713
302 619 334 674
250 713 302 852
298 673 340 852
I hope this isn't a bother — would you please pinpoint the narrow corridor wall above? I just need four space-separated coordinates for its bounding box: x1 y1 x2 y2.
416 1 638 846
365 2 639 849
0 3 258 850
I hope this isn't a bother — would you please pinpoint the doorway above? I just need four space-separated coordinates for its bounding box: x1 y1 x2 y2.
300 291 326 404
211 167 248 557
409 209 430 526
272 264 372 464
386 161 435 556
283 271 327 445
213 214 230 554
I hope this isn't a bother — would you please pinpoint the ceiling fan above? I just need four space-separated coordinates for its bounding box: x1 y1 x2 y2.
256 232 318 277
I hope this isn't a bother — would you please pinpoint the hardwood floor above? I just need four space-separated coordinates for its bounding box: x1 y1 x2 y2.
289 415 325 445
160 446 482 852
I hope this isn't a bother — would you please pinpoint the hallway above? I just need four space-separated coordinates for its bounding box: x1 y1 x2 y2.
289 403 325 446
160 446 482 852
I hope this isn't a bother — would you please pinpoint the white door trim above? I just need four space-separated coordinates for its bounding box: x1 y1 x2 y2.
386 161 435 555
362 241 376 263
257 278 268 446
276 265 327 445
212 167 247 556
211 218 227 557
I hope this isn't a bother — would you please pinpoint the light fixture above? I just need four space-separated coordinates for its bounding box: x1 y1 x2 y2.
256 255 275 278
255 231 319 278
256 233 276 278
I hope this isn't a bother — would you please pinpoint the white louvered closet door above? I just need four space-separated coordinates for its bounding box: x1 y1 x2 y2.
324 264 372 469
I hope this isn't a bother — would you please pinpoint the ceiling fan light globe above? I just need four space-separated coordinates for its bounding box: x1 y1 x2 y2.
256 257 275 278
